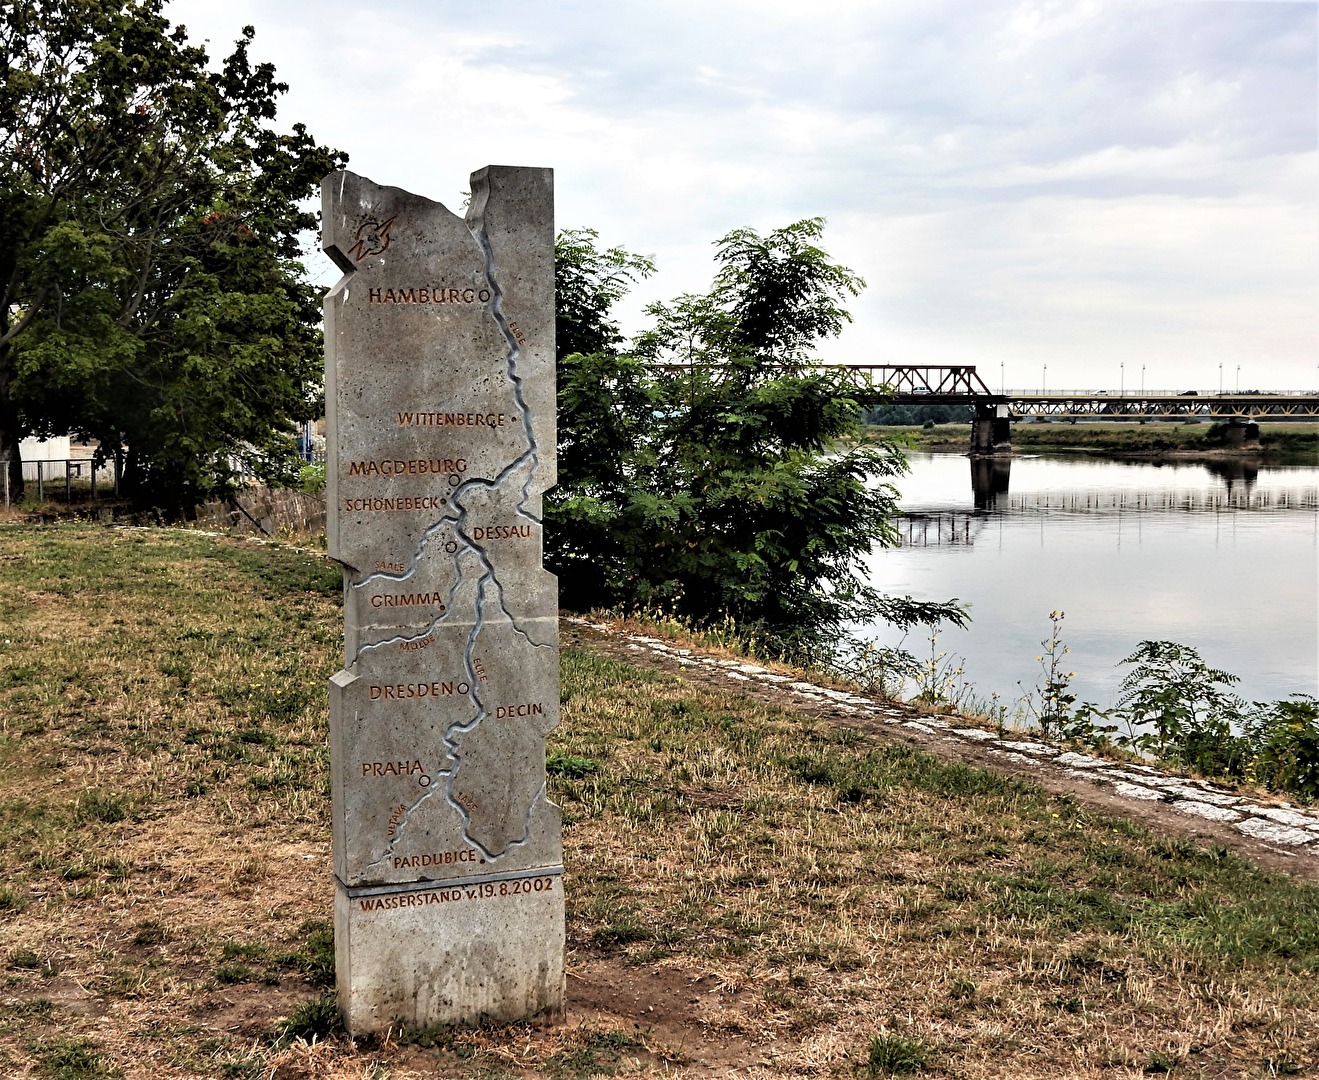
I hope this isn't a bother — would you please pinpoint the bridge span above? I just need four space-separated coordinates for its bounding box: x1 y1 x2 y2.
819 364 1319 455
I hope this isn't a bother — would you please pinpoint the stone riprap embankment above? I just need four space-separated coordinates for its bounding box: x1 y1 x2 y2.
565 617 1319 876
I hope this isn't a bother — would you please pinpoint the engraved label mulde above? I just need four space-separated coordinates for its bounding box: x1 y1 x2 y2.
322 167 561 1034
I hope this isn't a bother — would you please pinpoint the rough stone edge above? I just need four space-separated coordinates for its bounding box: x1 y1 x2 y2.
563 616 1319 861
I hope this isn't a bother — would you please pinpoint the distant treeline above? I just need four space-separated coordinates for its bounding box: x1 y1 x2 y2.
863 403 975 426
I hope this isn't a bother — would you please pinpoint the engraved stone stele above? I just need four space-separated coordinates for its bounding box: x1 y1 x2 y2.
322 167 561 1033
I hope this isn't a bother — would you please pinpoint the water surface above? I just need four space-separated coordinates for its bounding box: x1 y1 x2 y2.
859 453 1319 710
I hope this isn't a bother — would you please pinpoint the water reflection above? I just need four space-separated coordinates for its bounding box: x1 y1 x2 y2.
898 513 986 548
903 456 1318 546
863 453 1319 707
1202 458 1258 491
971 458 1011 510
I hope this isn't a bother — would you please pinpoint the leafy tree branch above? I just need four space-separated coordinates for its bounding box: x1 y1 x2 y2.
550 222 965 657
0 0 346 504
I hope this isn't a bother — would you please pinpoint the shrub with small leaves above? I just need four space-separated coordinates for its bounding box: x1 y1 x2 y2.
1246 696 1319 800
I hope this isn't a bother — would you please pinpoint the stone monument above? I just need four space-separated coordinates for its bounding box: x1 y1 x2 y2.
321 167 561 1033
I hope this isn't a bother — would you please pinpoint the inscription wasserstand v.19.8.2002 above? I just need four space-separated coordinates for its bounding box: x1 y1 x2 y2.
323 167 562 1031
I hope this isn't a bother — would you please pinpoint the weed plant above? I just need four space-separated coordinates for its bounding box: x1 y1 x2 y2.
852 609 1319 802
1016 612 1082 740
1009 618 1319 800
825 638 921 700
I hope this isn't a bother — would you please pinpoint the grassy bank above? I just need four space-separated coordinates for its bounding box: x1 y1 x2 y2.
870 421 1319 460
0 526 1316 1078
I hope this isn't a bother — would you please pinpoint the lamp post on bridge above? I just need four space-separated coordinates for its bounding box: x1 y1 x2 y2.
1218 363 1223 394
1141 364 1145 395
1236 365 1240 393
1000 361 1004 395
1120 362 1124 396
1043 364 1047 393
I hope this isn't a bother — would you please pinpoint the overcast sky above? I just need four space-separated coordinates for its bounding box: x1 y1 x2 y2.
169 0 1316 391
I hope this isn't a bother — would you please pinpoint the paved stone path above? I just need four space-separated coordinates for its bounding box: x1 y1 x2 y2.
566 617 1319 874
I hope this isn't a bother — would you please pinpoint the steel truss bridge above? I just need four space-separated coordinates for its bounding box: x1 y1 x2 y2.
818 364 1319 419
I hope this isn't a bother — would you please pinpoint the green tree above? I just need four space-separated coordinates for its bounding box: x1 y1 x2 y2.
549 221 965 656
0 0 346 504
554 227 654 361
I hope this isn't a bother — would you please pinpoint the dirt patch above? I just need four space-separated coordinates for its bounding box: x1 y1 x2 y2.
566 953 773 1071
193 985 319 1037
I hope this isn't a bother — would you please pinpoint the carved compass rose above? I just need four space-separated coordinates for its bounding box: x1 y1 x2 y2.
347 215 396 263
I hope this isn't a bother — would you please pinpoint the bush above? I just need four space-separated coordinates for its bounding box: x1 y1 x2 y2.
296 463 325 495
1247 696 1319 799
1065 638 1317 801
1102 641 1247 776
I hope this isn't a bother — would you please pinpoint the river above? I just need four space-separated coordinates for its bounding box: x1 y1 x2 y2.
858 452 1319 711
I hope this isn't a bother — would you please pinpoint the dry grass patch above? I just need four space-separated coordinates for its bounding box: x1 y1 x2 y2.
551 649 1319 1077
0 525 341 1079
0 524 1314 1079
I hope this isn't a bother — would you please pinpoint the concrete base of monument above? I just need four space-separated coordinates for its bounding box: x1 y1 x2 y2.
334 870 565 1033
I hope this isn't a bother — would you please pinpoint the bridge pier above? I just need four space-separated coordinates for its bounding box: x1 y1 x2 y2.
970 402 1012 456
1217 419 1261 448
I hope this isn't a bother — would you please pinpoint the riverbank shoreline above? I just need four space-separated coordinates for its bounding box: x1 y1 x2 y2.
569 614 1319 875
864 421 1319 462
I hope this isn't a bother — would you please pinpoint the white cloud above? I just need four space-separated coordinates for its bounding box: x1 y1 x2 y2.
166 0 1317 388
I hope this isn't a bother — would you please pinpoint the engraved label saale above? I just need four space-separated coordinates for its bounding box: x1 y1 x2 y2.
322 166 561 1032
